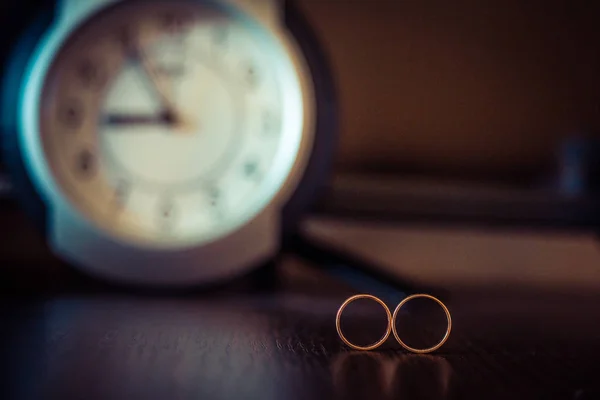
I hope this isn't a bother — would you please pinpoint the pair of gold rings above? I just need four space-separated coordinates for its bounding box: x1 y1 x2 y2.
336 293 452 354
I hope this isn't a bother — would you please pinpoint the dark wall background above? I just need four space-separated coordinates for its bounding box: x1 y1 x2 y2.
297 0 600 183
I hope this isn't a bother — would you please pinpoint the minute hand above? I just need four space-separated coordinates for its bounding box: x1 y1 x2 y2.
134 45 181 124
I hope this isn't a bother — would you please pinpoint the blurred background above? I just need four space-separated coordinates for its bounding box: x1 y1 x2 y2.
259 0 600 232
289 0 600 294
1 0 600 291
298 0 600 183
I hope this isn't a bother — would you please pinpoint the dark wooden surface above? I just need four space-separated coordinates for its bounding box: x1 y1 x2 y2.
3 257 600 399
2 212 600 399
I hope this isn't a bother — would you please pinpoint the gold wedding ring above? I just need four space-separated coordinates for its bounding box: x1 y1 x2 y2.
336 294 392 351
392 294 452 354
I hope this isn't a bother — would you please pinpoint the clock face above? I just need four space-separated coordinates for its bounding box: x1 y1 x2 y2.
36 0 309 249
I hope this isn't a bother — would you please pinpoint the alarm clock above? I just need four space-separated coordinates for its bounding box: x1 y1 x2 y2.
1 0 337 287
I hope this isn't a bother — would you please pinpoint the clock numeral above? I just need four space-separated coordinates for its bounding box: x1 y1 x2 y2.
206 186 224 221
210 26 229 60
243 159 261 180
116 26 137 52
208 186 220 206
59 99 84 130
158 200 175 231
75 148 96 179
161 202 173 218
155 64 186 79
245 64 259 88
78 59 107 90
212 26 228 46
160 13 186 35
262 110 280 136
154 15 188 77
113 180 129 208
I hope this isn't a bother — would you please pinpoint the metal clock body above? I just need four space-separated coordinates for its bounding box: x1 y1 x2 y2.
2 0 337 287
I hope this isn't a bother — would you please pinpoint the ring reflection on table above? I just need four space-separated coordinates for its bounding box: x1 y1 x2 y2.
331 352 454 400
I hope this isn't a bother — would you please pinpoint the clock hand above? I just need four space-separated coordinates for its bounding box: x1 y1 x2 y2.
101 112 176 126
131 42 185 128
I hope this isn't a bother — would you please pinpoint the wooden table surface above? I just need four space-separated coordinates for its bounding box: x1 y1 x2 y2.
2 213 600 399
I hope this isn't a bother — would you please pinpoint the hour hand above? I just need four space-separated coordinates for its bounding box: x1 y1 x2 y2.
101 111 176 126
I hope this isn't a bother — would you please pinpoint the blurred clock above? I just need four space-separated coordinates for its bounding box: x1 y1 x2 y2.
1 0 336 287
